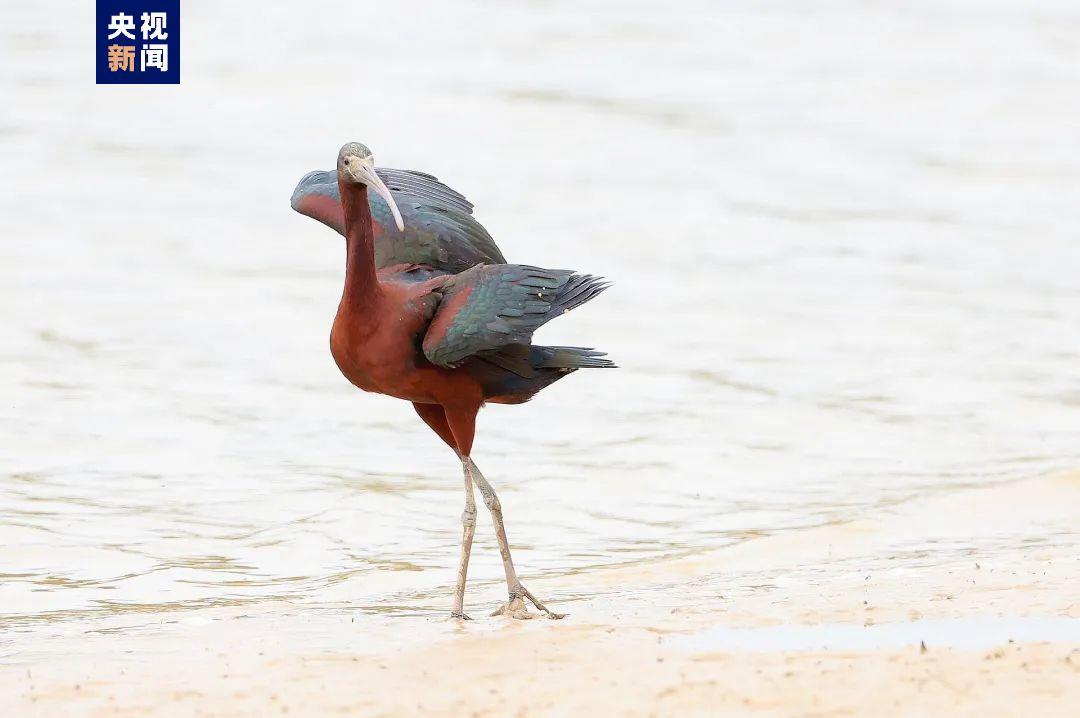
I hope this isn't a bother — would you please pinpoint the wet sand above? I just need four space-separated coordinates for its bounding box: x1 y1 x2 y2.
5 470 1077 717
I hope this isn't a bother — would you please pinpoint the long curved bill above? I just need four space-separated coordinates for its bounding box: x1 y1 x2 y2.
355 162 405 232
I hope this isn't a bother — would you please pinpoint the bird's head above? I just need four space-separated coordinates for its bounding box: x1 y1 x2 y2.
337 142 404 231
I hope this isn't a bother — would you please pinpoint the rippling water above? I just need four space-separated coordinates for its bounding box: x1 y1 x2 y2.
2 0 1079 650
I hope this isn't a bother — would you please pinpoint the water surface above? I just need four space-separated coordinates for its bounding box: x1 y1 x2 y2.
1 0 1079 656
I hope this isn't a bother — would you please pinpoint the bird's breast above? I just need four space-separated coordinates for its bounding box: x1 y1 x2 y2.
329 305 432 400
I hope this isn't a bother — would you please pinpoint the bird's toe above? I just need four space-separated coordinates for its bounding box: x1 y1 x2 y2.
491 596 534 620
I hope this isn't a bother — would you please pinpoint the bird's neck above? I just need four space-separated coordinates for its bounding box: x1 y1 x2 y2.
339 179 384 309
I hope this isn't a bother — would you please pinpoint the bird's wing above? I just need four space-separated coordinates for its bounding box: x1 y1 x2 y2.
422 264 609 368
375 168 474 214
290 171 346 232
289 168 506 273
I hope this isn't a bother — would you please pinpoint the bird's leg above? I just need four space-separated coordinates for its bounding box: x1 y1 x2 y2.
465 458 564 620
451 456 477 620
411 403 477 620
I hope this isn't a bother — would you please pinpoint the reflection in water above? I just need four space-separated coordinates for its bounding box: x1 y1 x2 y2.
1 0 1079 661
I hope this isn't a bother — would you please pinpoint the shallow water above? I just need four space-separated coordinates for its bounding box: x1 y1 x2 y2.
2 0 1079 652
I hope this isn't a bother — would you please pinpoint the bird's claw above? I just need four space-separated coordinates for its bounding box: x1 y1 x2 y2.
521 585 566 620
492 588 565 621
449 611 472 621
491 596 533 620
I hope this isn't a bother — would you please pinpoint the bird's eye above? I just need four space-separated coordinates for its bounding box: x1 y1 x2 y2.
343 157 351 165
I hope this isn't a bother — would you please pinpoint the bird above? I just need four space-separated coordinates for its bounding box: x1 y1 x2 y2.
290 142 613 620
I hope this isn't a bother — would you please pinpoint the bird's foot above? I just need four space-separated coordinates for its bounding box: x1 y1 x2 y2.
491 595 533 620
492 588 565 621
521 584 566 619
449 611 472 621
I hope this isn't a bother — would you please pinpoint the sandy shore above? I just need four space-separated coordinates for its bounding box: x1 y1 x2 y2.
4 470 1078 717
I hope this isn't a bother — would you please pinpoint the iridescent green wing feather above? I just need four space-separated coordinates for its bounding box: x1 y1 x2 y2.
422 264 609 367
289 168 506 273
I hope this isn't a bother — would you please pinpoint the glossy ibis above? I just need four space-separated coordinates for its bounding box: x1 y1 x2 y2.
291 142 613 619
